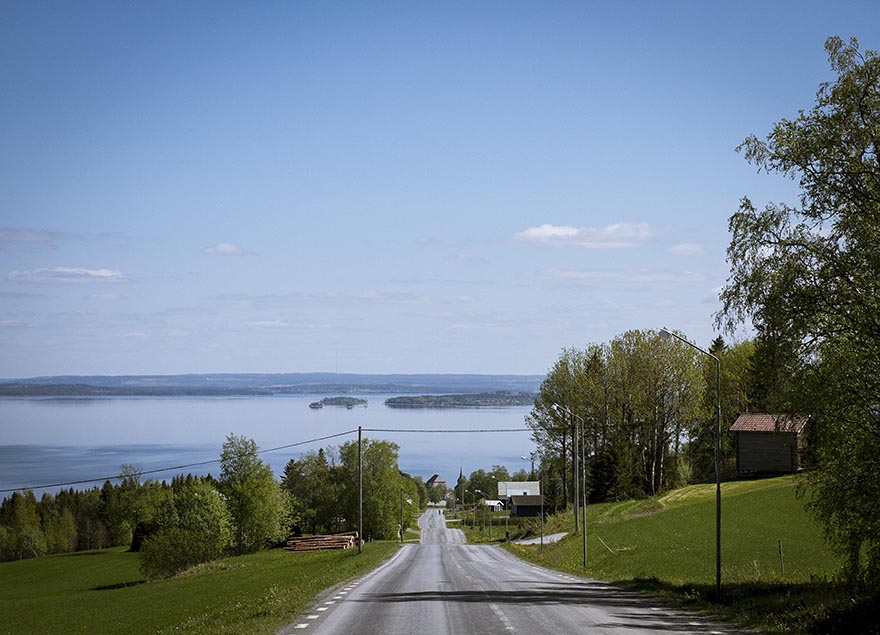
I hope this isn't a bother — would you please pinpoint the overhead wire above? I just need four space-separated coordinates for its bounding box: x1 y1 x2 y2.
1 425 530 494
0 428 359 494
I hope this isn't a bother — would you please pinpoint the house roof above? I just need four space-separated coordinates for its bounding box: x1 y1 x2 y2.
426 474 446 486
498 481 541 496
510 495 544 506
730 413 809 434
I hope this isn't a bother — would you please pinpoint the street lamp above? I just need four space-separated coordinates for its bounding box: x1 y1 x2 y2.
660 327 722 600
521 453 544 550
551 403 580 534
467 490 478 529
476 489 488 538
520 453 537 480
551 403 587 569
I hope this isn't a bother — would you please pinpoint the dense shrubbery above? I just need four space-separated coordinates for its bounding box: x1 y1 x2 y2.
139 479 232 578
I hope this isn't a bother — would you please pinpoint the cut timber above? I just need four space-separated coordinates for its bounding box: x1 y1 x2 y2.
285 532 360 552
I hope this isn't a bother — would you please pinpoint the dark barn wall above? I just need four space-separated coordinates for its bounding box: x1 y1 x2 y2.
735 431 799 474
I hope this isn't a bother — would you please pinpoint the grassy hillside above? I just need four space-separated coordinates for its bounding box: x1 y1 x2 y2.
0 543 398 635
506 476 880 634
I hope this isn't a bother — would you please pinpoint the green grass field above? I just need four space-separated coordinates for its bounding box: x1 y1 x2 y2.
0 542 399 635
505 476 880 634
3 481 874 634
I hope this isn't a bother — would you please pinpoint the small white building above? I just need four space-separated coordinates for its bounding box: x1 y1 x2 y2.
497 481 541 497
482 499 504 512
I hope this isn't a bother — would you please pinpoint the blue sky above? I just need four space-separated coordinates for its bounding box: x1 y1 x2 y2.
1 1 877 377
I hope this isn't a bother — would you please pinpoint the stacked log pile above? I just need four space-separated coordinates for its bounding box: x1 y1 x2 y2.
285 531 359 552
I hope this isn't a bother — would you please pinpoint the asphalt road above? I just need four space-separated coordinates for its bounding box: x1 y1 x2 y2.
281 509 746 634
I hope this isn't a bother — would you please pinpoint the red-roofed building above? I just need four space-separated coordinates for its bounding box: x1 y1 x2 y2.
730 413 809 475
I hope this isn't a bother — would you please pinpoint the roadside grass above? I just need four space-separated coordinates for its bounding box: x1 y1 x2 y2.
506 476 878 634
0 542 399 635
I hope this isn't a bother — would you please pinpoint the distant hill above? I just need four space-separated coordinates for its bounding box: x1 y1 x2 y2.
0 373 544 397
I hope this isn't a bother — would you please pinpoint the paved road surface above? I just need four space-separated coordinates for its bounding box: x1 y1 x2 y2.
281 509 745 634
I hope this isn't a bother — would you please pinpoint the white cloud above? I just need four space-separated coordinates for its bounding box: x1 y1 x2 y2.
514 222 654 248
669 242 705 256
207 242 243 256
7 267 128 284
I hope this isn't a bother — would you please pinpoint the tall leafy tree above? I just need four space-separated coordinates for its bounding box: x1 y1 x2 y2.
337 438 404 540
719 36 880 586
220 434 290 554
282 448 342 534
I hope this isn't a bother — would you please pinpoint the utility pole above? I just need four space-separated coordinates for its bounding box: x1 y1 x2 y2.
358 425 363 554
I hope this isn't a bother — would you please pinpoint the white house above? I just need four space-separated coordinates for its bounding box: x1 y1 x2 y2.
497 481 541 498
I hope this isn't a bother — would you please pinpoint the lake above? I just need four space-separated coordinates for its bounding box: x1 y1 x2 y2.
0 395 535 495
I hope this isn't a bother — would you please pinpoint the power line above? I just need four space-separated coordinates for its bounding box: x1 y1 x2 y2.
0 428 359 494
1 426 530 494
362 427 530 433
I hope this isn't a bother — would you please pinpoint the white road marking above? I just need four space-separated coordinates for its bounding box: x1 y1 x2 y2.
490 603 517 632
307 615 320 620
294 625 309 630
317 607 328 612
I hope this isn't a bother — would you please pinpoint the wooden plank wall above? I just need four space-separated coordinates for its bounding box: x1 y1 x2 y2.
735 431 798 473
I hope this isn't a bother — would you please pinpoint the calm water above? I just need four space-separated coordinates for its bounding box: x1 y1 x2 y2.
0 396 534 495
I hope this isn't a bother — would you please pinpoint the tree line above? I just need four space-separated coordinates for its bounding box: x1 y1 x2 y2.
0 433 422 578
527 332 764 512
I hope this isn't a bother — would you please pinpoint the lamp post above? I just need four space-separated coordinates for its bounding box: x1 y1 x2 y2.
540 469 544 551
660 327 722 600
551 404 579 534
520 453 537 480
521 454 543 549
551 403 587 569
476 489 488 538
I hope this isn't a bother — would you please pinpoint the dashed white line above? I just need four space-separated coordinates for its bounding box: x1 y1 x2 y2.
490 603 517 632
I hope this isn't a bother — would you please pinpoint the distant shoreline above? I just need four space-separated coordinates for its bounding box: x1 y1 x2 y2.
0 372 543 398
384 392 536 408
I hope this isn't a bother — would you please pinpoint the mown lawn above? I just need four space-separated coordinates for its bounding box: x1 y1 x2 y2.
0 542 399 635
506 476 879 634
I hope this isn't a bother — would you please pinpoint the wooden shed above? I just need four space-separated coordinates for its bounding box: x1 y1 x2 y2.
510 495 544 518
730 413 809 476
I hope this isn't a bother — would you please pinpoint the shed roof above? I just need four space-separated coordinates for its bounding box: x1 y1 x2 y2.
730 413 808 434
510 495 544 506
